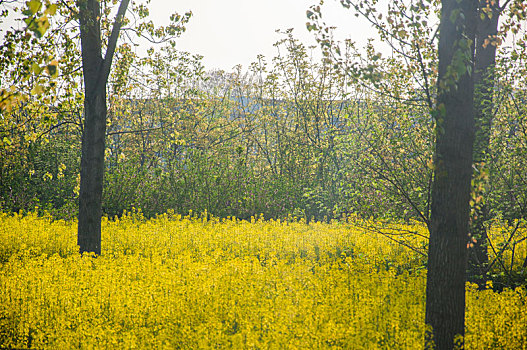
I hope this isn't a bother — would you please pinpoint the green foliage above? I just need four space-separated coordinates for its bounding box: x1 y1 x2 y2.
1 0 527 279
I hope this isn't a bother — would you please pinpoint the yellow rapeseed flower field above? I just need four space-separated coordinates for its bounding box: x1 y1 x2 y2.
0 211 525 349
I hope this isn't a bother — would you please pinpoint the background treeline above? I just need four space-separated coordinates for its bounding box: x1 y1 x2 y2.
1 33 526 226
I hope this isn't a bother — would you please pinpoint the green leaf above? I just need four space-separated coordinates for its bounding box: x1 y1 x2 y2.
30 16 49 38
31 83 44 95
438 103 446 117
306 23 317 32
46 60 59 78
450 9 460 24
31 62 42 74
26 0 42 15
398 29 407 38
45 4 57 16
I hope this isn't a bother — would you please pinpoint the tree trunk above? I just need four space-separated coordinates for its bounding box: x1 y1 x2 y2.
77 0 105 255
425 0 478 349
77 0 130 254
78 91 107 255
467 0 500 289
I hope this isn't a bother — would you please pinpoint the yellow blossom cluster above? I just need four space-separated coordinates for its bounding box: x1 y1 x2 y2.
0 211 525 349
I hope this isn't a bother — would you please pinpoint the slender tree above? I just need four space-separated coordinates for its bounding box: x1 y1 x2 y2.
77 0 130 254
425 0 478 348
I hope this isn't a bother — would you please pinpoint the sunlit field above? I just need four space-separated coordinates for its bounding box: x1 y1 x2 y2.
1 211 525 349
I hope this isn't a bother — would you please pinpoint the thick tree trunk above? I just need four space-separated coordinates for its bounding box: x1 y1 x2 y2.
78 93 107 255
78 0 105 255
425 0 478 349
77 0 129 254
467 0 500 289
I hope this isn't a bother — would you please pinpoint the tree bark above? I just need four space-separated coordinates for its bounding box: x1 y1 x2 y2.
425 0 478 349
467 0 500 289
77 0 104 255
77 0 130 254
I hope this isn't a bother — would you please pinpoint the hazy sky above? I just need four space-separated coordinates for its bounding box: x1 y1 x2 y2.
147 0 375 71
0 0 376 71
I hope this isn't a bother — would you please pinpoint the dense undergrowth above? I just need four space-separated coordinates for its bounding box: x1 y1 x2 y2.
0 211 526 349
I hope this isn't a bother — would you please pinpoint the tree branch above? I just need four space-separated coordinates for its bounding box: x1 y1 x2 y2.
97 0 130 91
106 125 163 136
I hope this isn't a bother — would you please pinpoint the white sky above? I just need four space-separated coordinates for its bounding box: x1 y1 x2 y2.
147 0 376 71
0 0 377 72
